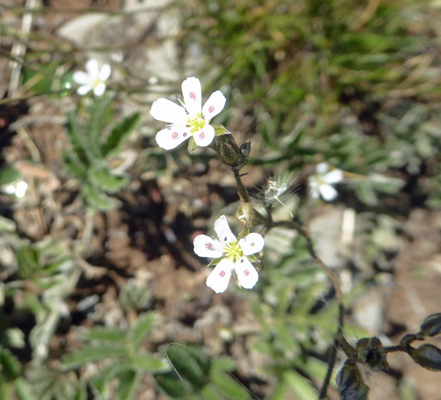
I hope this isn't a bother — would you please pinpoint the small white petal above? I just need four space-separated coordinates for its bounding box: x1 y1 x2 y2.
93 83 106 96
316 162 329 174
155 126 191 150
99 64 111 81
193 124 215 147
319 184 338 201
234 258 259 289
182 77 202 115
324 169 343 184
238 233 264 256
85 59 100 79
206 258 234 293
194 235 223 258
214 215 237 243
150 98 188 125
202 90 226 121
77 84 92 95
308 177 320 199
73 71 92 85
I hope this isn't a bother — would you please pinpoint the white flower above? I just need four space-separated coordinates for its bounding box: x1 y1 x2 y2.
150 77 227 150
73 59 111 96
193 215 264 294
308 162 343 202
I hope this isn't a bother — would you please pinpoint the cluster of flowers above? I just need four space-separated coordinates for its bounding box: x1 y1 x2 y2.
70 65 343 293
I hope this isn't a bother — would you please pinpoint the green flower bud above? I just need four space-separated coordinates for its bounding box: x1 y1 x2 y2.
356 337 388 372
410 344 441 371
419 312 441 337
336 361 369 400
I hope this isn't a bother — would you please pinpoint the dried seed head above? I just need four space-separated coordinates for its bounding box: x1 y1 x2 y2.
336 361 369 400
356 337 388 372
419 312 441 337
410 344 441 371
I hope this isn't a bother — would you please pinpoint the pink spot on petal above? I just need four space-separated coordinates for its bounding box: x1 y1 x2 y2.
172 132 179 139
205 242 212 248
189 91 196 99
219 270 226 278
199 132 205 139
208 105 215 113
244 269 250 276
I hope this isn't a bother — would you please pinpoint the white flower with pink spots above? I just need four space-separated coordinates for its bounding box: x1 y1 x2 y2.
150 77 227 150
193 215 264 294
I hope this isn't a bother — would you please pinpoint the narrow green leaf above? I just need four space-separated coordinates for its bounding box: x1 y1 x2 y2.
62 344 127 368
129 312 157 350
82 185 114 210
201 384 222 400
131 352 170 373
154 372 192 399
88 166 128 193
188 136 198 152
62 149 88 180
65 110 90 165
101 112 140 157
14 378 35 400
0 348 21 379
83 327 126 343
210 371 250 400
91 363 131 394
117 369 141 400
284 370 318 400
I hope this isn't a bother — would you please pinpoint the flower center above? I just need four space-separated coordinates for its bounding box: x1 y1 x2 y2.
223 241 243 262
186 113 206 133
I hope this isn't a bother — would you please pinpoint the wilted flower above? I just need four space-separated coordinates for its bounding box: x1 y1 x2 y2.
73 59 111 96
193 215 264 293
4 181 28 198
308 162 343 201
150 77 226 150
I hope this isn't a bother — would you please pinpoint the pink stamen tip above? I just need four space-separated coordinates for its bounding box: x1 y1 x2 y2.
183 132 188 137
189 92 196 99
172 132 179 139
208 105 215 113
199 132 205 139
219 270 226 278
244 269 250 276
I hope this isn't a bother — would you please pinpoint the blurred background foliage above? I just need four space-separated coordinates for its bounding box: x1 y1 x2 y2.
1 0 441 399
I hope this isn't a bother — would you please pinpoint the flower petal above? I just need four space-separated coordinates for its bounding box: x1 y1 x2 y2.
99 64 111 81
234 258 259 289
319 184 338 201
308 177 320 199
214 215 236 243
93 83 106 96
182 77 202 116
206 258 233 293
77 84 92 95
73 71 91 85
202 90 226 121
316 162 329 174
155 126 191 150
324 169 343 184
238 233 264 255
150 98 188 125
193 123 215 147
85 59 99 79
194 234 223 258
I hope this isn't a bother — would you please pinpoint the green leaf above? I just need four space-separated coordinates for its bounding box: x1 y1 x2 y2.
212 124 231 136
62 344 127 368
82 185 114 210
211 356 235 373
65 111 90 166
88 165 128 193
154 372 192 398
83 327 126 343
0 165 21 186
91 363 131 394
16 246 40 279
201 384 222 400
284 370 318 400
101 112 140 157
62 149 88 180
0 348 21 379
131 352 170 373
210 371 250 400
165 345 207 388
129 312 157 350
14 378 35 400
188 136 198 153
117 369 141 400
